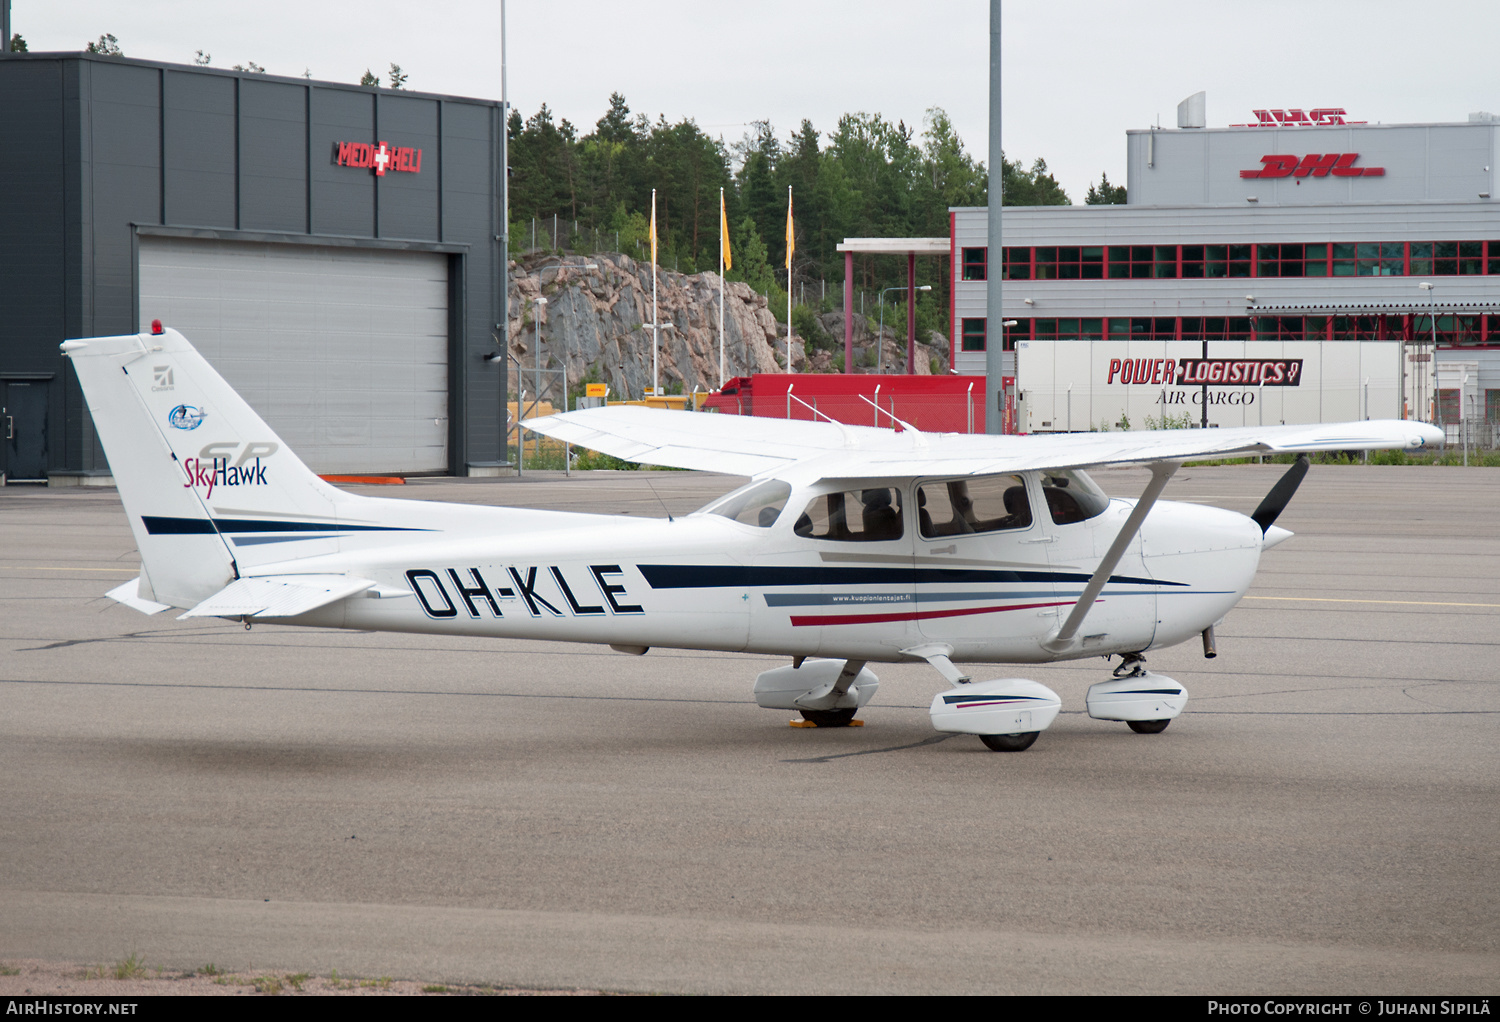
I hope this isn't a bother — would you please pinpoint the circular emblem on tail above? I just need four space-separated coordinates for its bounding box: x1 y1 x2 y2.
168 404 206 430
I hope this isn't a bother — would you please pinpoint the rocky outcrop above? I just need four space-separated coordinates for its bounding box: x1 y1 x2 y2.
507 254 949 398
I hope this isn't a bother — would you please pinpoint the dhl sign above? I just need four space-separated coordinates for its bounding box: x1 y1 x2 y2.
1240 154 1384 179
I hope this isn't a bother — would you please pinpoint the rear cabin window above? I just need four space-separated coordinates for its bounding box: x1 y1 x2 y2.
793 487 904 542
917 474 1031 538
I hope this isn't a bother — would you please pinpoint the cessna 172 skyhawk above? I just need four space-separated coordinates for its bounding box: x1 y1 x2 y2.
67 327 1442 751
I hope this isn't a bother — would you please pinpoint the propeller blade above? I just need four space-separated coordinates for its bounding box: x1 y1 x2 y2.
1250 454 1309 534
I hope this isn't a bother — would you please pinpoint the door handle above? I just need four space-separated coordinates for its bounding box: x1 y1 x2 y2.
929 544 956 555
5 415 12 441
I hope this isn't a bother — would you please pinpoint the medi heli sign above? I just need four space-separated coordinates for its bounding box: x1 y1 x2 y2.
1015 340 1401 431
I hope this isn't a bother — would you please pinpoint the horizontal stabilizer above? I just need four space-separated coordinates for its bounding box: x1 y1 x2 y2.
105 577 173 616
178 574 376 620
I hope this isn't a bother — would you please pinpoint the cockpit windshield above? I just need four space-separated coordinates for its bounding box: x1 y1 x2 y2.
699 479 793 528
1038 468 1112 524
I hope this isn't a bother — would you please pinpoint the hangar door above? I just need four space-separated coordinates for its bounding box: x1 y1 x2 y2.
138 237 449 475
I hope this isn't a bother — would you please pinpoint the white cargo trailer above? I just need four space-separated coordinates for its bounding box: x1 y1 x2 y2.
1015 340 1401 432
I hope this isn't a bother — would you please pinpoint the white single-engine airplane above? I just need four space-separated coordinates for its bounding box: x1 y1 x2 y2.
66 327 1442 750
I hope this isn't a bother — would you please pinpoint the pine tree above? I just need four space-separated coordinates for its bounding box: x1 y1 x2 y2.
359 69 379 87
10 34 29 53
1085 172 1127 205
84 34 121 56
388 64 407 90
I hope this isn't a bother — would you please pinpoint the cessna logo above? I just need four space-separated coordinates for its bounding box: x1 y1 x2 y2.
152 366 174 392
1240 154 1384 179
334 140 423 177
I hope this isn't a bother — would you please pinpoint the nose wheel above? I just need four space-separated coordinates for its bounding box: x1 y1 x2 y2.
1088 654 1187 735
979 731 1039 752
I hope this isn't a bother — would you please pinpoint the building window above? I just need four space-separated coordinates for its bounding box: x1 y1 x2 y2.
962 247 987 281
1002 247 1030 280
1107 317 1176 340
1255 243 1313 277
1177 317 1254 340
1032 319 1103 340
1107 246 1168 279
1034 246 1103 280
961 318 987 351
1412 242 1483 277
1488 243 1500 276
1329 242 1404 277
1487 390 1500 423
1254 316 1308 340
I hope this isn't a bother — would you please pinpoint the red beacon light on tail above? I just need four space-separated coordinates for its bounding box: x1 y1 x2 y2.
150 319 164 335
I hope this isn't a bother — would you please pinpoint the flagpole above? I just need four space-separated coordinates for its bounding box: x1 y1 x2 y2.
718 187 725 389
786 186 794 373
651 188 658 398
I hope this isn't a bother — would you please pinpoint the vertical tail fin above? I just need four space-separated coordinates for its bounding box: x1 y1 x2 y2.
63 328 346 608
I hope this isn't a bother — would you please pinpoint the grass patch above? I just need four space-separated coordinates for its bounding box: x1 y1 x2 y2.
251 975 284 995
422 985 449 993
360 976 394 990
0 964 19 976
112 953 149 980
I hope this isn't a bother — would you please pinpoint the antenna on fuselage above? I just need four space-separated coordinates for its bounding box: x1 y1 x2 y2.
642 474 674 522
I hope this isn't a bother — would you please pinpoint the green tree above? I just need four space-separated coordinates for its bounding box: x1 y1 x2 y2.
1001 155 1070 206
85 34 121 56
731 216 775 295
388 64 407 90
359 69 378 87
1085 172 1127 205
11 34 29 53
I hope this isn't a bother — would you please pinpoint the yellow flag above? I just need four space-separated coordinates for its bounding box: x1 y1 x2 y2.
650 189 657 265
720 191 732 271
784 188 794 272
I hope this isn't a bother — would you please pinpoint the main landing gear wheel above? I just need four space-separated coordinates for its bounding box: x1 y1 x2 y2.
1127 719 1171 735
979 731 1039 752
800 708 858 728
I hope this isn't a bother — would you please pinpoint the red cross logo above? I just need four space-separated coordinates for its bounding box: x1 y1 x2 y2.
372 141 392 177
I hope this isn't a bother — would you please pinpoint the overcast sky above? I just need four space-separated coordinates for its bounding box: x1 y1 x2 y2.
13 1 1498 202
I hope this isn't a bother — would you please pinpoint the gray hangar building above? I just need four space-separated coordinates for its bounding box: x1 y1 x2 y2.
0 51 510 483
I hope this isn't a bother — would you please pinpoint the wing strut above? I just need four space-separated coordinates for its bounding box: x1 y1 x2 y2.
1042 460 1180 655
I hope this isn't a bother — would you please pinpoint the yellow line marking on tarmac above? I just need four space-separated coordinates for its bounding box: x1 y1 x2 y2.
1245 595 1500 608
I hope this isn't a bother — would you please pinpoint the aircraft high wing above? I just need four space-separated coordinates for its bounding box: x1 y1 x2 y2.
64 328 1443 751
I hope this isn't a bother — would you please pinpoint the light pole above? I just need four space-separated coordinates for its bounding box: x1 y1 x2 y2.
557 263 597 476
1418 281 1437 423
877 284 931 373
531 296 546 469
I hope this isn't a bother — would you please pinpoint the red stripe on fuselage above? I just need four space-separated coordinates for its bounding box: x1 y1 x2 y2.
789 600 1075 627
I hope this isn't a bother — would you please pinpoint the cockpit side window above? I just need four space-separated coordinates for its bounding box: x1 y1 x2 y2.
1039 469 1111 525
917 474 1031 538
793 487 904 542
